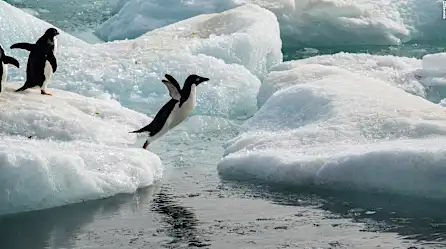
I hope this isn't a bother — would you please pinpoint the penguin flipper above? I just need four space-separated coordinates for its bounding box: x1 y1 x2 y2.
3 56 19 68
10 43 34 51
47 52 57 72
161 79 181 100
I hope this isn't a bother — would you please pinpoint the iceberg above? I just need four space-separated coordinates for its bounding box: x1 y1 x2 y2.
96 0 446 47
218 54 446 199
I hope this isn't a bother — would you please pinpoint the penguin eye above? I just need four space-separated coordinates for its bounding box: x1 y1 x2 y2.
195 78 199 81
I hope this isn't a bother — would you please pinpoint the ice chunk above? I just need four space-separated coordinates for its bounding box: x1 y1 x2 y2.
415 52 446 103
95 0 236 41
0 136 162 215
95 3 282 79
0 83 162 215
258 52 422 107
97 0 445 47
0 83 151 145
2 3 277 119
218 64 446 199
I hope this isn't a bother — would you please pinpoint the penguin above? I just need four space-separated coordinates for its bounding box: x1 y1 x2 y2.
130 74 209 149
0 45 20 94
10 27 59 96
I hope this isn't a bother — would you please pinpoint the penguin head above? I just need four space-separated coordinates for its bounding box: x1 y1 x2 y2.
186 74 209 86
45 28 60 38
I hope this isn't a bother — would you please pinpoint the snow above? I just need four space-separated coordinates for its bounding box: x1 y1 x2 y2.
0 83 150 145
218 54 446 199
0 83 162 215
96 0 446 47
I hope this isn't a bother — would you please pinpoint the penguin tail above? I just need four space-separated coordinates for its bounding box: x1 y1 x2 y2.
129 128 147 134
129 125 151 134
15 84 30 92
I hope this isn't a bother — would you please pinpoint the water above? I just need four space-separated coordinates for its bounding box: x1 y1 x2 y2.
283 42 446 61
3 2 446 248
9 0 112 42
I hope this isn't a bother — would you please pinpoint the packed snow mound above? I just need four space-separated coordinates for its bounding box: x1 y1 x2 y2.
0 83 150 145
218 63 446 199
258 52 422 107
4 4 280 119
97 0 445 47
0 136 163 215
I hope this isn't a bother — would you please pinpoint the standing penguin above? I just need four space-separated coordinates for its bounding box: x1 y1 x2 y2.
10 27 59 96
130 74 209 149
0 45 20 94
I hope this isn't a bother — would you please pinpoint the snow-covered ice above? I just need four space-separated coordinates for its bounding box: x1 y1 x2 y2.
0 83 151 145
257 53 423 107
0 135 162 216
96 0 446 48
218 54 446 199
0 83 162 216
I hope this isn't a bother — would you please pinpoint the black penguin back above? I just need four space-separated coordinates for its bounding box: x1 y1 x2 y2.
130 99 179 136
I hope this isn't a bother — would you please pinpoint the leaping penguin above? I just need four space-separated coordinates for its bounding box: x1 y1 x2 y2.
130 74 209 149
10 27 59 96
0 45 20 94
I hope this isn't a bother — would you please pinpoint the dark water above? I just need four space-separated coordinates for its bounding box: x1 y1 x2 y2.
1 129 446 248
282 42 446 61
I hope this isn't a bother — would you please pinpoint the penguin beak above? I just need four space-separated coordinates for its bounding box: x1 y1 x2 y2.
199 77 209 85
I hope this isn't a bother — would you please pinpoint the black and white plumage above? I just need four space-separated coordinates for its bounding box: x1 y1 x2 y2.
130 74 209 149
10 27 59 96
0 45 20 94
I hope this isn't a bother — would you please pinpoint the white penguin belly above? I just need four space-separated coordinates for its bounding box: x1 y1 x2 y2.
1 62 7 93
41 60 53 90
169 89 197 129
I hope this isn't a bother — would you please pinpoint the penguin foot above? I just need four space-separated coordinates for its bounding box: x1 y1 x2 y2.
143 141 150 150
41 90 52 96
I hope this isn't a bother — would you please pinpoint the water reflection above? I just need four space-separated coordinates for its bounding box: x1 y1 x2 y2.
151 187 210 248
0 185 159 249
221 179 446 246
